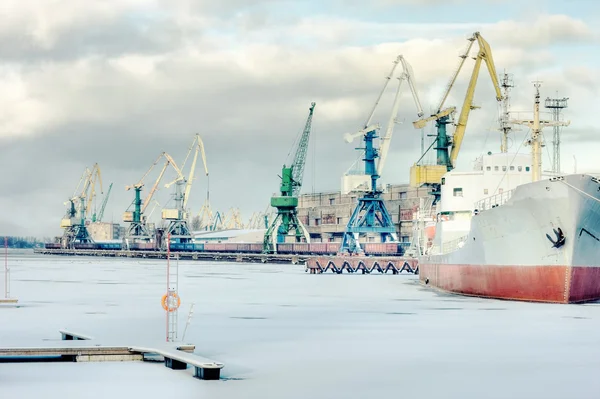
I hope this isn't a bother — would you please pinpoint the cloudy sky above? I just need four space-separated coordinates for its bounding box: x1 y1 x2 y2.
1 0 598 238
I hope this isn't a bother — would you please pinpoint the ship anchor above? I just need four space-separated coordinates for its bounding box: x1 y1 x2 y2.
546 227 565 248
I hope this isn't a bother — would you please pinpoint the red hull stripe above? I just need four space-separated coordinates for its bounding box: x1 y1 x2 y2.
419 263 600 304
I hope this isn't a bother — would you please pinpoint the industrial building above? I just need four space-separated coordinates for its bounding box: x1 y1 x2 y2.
297 184 432 245
87 222 122 242
193 229 267 243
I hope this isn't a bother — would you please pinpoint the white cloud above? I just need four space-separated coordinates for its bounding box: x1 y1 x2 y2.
0 0 151 50
486 14 597 47
0 2 598 236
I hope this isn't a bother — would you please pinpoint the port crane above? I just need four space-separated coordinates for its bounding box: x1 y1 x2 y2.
60 163 103 248
162 134 209 248
342 55 424 194
410 32 503 202
263 102 315 254
339 55 424 255
197 201 215 231
124 152 184 243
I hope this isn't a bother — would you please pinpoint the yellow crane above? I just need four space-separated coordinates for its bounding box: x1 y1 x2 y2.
410 32 503 200
123 152 184 243
197 201 215 231
222 208 244 229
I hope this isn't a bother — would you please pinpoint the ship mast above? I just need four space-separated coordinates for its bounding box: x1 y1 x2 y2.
510 82 570 182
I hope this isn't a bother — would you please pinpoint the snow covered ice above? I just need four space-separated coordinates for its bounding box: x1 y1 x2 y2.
2 250 600 399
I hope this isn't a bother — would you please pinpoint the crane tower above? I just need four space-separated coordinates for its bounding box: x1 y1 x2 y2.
263 102 315 254
124 152 184 246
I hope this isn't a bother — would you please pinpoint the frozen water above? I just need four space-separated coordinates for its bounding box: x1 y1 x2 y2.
2 250 600 399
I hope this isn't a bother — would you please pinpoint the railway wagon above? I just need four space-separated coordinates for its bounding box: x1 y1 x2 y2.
203 243 263 253
169 243 205 252
44 241 405 256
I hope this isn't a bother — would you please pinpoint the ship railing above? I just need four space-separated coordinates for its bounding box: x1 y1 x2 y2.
430 235 468 255
442 235 468 254
475 188 515 212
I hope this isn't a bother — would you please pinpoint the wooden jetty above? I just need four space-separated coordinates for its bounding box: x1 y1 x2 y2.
0 329 224 380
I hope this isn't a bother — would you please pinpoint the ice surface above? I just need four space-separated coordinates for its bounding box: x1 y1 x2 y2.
2 250 600 399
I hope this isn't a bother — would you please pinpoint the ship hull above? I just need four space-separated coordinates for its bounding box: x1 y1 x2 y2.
420 263 600 303
419 174 600 304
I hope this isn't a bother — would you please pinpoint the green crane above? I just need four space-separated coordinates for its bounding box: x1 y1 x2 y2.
92 182 113 222
263 102 315 254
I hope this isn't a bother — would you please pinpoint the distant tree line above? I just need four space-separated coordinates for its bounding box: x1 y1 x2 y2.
2 236 47 249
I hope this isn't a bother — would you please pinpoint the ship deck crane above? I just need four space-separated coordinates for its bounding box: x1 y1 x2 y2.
124 152 184 243
342 55 424 194
410 32 503 202
339 55 424 255
263 102 315 254
162 134 209 248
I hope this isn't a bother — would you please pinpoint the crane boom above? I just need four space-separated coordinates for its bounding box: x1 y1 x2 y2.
125 152 184 213
363 56 402 129
291 102 315 197
85 163 103 218
178 134 209 210
377 56 424 176
144 153 184 213
449 32 502 166
436 35 477 112
96 182 113 222
400 56 425 118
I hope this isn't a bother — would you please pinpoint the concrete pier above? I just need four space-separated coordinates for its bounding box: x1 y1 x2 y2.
0 330 224 381
306 256 419 274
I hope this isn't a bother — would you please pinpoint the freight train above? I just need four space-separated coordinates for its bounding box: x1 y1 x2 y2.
44 241 408 256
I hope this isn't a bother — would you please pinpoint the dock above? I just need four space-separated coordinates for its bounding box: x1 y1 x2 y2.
306 256 418 274
33 248 309 265
0 329 224 381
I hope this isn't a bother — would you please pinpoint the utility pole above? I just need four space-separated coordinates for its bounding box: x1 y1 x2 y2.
544 94 569 173
499 71 514 153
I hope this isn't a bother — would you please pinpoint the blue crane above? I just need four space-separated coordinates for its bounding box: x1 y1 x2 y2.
339 55 424 255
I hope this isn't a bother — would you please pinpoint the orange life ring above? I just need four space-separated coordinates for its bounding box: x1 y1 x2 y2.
161 292 181 312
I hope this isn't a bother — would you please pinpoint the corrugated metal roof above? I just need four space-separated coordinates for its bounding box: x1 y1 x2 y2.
192 229 266 239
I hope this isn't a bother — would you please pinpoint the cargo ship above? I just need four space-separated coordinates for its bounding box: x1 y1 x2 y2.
418 84 600 303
